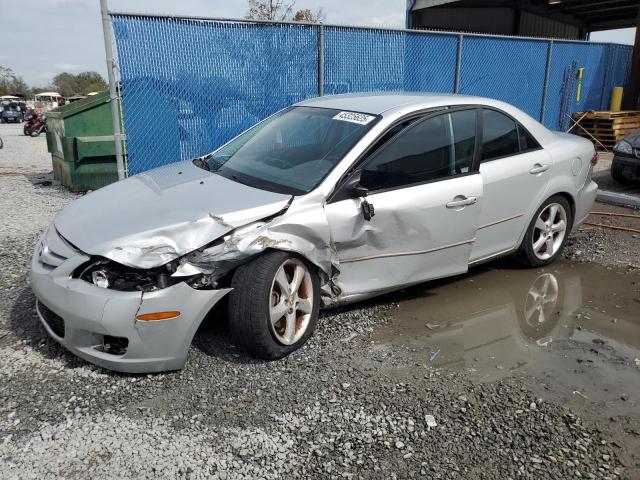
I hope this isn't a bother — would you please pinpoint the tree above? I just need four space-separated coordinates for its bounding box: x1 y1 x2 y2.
292 8 324 23
0 65 29 96
52 71 107 97
30 87 50 95
245 0 324 23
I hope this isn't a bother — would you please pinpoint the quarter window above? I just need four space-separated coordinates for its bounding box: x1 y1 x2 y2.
518 124 540 152
359 110 476 191
481 109 520 161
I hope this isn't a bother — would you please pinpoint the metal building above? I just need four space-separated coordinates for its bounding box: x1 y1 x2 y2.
407 0 638 40
406 0 640 108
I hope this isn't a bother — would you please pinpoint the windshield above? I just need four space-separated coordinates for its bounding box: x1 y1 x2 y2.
202 106 379 195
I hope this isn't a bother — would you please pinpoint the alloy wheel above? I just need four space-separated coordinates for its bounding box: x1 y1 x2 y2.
523 273 559 327
268 258 314 346
532 203 567 260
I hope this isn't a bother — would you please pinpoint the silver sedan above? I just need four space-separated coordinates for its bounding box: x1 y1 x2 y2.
30 93 598 372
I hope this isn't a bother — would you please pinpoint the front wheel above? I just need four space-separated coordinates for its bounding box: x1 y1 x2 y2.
611 160 628 182
23 126 32 136
228 251 320 359
519 196 572 267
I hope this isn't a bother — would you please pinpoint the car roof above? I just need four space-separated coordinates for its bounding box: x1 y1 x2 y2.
296 92 502 115
296 92 557 145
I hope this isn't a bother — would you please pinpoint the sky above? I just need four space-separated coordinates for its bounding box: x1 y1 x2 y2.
0 0 635 87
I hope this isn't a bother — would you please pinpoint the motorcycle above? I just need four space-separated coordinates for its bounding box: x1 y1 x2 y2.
24 113 47 137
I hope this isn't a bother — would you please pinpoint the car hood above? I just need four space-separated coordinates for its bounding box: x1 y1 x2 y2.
54 160 292 268
621 131 640 148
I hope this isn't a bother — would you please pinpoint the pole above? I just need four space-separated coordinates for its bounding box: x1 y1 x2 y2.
318 24 324 97
622 13 640 110
100 0 126 180
540 40 553 124
454 34 463 94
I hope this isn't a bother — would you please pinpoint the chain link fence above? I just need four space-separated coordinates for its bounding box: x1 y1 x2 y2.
109 13 633 176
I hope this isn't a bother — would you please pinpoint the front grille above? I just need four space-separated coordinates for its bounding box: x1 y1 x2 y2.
38 301 65 338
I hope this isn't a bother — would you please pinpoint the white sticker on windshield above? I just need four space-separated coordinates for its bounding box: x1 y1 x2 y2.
333 111 376 125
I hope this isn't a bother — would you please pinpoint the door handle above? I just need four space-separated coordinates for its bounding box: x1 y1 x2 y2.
529 163 550 174
446 196 477 208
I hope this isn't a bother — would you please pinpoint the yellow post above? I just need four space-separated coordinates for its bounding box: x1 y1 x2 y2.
576 68 584 102
610 87 623 112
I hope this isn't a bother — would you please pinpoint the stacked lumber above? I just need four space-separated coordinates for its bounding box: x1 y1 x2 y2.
572 111 640 149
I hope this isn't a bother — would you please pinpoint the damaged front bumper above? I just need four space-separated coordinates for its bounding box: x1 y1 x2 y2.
29 233 230 373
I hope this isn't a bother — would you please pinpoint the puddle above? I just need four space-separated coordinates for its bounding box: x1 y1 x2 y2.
373 260 640 398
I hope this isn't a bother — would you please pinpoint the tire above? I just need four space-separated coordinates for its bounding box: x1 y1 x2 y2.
228 251 320 360
0 137 3 149
519 195 572 268
23 126 31 136
611 160 627 182
516 272 564 342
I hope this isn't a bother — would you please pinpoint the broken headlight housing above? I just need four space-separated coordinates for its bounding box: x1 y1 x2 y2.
74 258 180 292
613 140 633 155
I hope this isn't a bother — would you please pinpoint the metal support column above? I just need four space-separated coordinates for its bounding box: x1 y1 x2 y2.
318 24 324 97
99 0 126 180
540 40 554 125
623 14 640 110
454 34 463 94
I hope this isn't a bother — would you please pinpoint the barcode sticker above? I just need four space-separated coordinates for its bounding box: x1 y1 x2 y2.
333 111 376 125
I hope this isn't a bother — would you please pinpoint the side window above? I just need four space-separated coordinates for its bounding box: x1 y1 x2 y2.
481 109 520 162
360 110 476 191
518 124 540 152
363 118 420 160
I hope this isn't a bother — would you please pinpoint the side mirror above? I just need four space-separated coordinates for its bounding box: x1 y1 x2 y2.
351 183 369 198
342 173 367 198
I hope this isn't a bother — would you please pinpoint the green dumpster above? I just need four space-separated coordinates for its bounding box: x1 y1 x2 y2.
46 91 123 191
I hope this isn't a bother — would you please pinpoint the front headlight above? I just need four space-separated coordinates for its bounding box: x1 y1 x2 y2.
613 140 633 155
75 258 177 292
91 270 110 288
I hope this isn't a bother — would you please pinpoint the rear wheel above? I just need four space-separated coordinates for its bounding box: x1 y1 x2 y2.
520 196 572 267
228 251 320 359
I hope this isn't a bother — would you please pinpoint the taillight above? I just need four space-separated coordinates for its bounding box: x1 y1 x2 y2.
590 152 598 166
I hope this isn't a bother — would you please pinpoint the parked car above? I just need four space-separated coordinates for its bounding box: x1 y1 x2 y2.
0 104 24 123
611 131 640 182
30 93 598 373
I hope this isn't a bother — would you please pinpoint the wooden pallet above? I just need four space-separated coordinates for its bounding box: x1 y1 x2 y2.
572 111 640 149
573 110 640 120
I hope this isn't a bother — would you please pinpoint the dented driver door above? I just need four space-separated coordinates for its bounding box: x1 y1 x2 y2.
324 109 483 299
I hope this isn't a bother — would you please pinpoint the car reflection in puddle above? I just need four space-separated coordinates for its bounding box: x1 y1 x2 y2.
373 260 640 384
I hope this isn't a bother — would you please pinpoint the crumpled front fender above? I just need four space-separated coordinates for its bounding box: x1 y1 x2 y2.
179 192 340 304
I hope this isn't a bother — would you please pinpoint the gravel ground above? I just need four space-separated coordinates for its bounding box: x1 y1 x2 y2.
565 202 640 270
0 122 638 479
